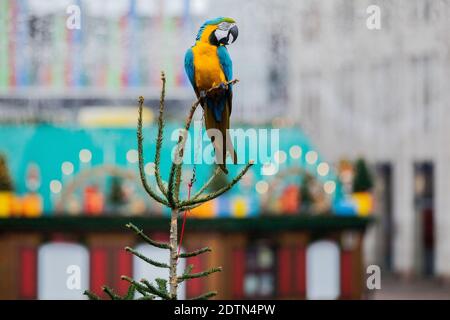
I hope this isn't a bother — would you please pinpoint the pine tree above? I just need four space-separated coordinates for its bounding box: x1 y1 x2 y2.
352 158 374 192
108 176 126 206
85 72 251 300
0 154 13 191
300 173 313 212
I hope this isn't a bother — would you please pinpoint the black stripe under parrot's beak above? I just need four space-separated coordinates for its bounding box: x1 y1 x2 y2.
229 25 238 44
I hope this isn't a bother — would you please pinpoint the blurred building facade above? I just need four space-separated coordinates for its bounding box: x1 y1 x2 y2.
0 216 370 300
283 0 450 280
0 0 273 122
209 0 450 281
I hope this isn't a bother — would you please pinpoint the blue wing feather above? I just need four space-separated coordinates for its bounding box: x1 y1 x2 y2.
217 46 233 82
216 45 233 119
184 47 196 92
185 45 233 122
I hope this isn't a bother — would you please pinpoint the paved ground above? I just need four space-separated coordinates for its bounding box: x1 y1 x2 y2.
369 275 450 300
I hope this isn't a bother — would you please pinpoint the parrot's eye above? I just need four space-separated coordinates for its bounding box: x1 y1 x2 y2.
218 22 231 31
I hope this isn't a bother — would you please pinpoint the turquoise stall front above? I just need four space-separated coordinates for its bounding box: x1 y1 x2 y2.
0 124 345 217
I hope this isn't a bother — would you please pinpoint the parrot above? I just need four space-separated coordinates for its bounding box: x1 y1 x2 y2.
184 17 239 174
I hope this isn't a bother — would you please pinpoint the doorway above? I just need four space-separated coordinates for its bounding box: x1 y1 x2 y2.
413 162 434 277
375 163 393 272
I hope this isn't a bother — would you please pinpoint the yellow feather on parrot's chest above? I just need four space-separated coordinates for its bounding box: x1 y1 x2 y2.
192 43 226 90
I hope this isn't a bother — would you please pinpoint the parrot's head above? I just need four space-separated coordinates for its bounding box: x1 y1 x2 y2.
196 17 238 46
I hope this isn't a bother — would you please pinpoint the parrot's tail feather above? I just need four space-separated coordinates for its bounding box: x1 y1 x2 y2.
226 130 238 165
203 99 237 174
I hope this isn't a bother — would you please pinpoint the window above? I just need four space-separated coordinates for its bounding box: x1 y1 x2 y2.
243 242 276 298
372 61 396 132
269 32 288 106
301 1 321 42
335 0 354 33
299 72 321 136
412 0 434 23
336 65 355 136
411 55 435 133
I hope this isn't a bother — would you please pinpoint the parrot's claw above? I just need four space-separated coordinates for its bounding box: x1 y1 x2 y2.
219 83 227 90
200 90 207 98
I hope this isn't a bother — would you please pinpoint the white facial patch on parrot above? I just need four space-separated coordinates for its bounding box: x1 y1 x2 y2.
214 29 229 41
218 22 232 31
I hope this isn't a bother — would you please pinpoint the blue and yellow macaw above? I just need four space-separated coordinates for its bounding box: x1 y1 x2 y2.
184 17 239 174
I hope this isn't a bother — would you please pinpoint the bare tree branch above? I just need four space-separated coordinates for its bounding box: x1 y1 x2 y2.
178 246 211 258
137 96 169 206
126 223 170 249
178 267 222 283
154 72 168 198
179 161 254 210
191 166 221 200
125 246 170 268
190 291 218 300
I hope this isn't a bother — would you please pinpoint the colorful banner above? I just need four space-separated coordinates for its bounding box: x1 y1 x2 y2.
0 0 10 87
0 0 207 90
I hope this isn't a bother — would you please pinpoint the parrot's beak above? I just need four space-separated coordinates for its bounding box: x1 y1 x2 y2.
228 25 238 44
213 23 239 46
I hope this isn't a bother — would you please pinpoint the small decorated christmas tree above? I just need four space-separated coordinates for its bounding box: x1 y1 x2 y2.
352 158 374 192
0 154 13 191
300 173 313 213
108 176 126 207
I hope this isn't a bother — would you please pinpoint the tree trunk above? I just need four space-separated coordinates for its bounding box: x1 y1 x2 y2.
169 208 178 299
